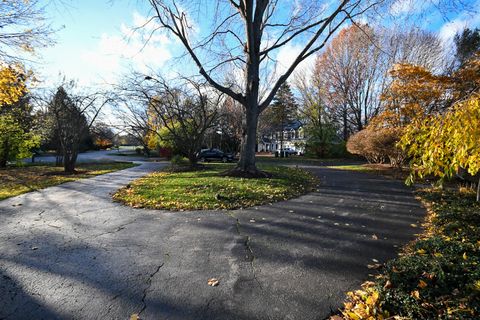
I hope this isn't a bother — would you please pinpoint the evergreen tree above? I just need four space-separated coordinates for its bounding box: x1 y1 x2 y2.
454 28 480 67
269 82 298 153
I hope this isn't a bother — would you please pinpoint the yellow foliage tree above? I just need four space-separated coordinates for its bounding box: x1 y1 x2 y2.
0 64 28 106
400 93 480 201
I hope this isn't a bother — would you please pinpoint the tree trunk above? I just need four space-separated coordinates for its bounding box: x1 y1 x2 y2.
237 106 259 173
0 138 9 167
64 154 75 173
63 150 78 174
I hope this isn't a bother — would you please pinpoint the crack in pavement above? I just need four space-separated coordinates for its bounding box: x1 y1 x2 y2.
138 263 164 316
234 218 263 290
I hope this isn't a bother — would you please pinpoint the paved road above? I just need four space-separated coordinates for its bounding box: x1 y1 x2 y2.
28 149 158 164
0 163 425 320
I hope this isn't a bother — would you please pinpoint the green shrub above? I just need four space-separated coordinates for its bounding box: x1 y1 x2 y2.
170 154 189 166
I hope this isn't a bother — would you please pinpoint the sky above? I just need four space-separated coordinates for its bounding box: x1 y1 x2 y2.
33 0 480 89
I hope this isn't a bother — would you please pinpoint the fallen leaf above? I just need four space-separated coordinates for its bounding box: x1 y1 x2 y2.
411 290 420 300
463 252 468 260
410 223 418 228
207 278 219 287
31 246 38 250
372 234 378 240
130 314 140 320
418 280 428 289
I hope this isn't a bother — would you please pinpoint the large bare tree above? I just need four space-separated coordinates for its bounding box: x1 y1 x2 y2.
144 0 383 176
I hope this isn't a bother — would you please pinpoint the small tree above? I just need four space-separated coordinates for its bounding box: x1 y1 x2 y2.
0 64 39 167
49 86 106 173
0 115 39 167
294 70 339 158
119 74 221 167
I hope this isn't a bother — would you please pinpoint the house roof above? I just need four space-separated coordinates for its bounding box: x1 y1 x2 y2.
283 120 303 131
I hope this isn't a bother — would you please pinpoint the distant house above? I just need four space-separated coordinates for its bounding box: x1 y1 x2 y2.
257 120 306 154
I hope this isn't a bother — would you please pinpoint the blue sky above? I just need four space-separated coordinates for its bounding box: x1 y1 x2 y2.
34 0 480 88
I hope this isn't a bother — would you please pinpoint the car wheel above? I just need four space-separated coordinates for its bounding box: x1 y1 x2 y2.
222 157 227 163
200 157 206 162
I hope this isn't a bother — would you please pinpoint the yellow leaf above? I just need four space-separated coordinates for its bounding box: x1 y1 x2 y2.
130 314 140 320
346 312 361 320
463 252 468 260
416 249 426 255
411 290 420 300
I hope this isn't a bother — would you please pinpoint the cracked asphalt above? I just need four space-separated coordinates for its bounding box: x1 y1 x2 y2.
0 161 425 320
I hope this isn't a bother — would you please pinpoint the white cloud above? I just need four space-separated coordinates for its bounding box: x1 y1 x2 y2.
274 43 315 78
439 19 467 44
438 9 480 48
79 11 175 84
389 0 416 16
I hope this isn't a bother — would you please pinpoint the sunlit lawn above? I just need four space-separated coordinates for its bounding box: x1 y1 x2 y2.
113 163 318 210
327 163 412 180
0 162 136 200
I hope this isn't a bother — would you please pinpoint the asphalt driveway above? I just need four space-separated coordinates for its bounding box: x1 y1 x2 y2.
0 162 425 320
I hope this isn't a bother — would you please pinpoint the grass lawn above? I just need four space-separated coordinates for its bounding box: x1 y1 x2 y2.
327 163 412 180
256 154 363 166
113 163 318 210
0 162 136 200
335 188 480 319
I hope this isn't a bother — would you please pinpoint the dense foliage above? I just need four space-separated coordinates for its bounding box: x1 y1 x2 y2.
400 94 480 200
0 64 39 166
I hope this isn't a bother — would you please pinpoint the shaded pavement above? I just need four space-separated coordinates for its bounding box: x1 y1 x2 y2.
0 162 425 320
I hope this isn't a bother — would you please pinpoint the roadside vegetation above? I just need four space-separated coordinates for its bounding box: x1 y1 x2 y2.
113 163 318 210
335 187 480 320
0 162 136 200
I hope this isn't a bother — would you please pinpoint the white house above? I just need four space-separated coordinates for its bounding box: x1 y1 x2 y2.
257 120 306 154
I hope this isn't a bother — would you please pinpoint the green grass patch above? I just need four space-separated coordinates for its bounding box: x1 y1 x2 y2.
113 163 318 210
256 155 360 166
337 188 480 320
0 162 136 200
326 164 376 172
327 163 412 180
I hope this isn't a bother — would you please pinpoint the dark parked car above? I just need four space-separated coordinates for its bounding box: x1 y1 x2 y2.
272 148 298 156
197 148 235 163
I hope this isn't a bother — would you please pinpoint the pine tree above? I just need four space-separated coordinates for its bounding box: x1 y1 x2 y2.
269 82 298 154
454 28 480 67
